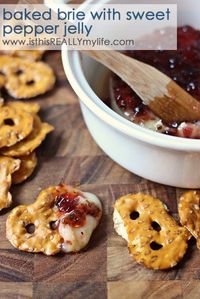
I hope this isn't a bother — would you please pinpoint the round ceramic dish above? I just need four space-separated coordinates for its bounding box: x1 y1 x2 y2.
62 0 200 188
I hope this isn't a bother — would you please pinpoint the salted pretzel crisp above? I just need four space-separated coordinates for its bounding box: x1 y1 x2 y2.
12 152 37 184
113 193 190 270
178 191 200 248
0 104 34 148
6 184 102 255
0 156 20 210
5 50 45 61
1 115 54 157
0 55 55 99
7 101 40 115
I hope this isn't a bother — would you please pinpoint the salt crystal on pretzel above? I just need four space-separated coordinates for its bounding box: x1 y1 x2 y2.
1 115 54 157
6 184 102 255
0 156 20 210
178 191 200 248
113 193 189 270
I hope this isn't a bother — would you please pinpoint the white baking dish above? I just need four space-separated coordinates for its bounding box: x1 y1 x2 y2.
62 0 200 188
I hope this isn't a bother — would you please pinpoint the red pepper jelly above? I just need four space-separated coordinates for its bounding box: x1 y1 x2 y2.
110 26 200 138
55 192 80 213
55 192 101 227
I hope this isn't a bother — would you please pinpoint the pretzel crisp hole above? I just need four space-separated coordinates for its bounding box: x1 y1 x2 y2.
26 80 35 86
15 69 23 76
150 241 163 251
25 223 35 234
4 118 15 126
49 221 57 230
130 211 140 220
0 70 5 76
151 221 161 232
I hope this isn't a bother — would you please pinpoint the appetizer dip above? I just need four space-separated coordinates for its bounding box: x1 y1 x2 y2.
110 26 200 138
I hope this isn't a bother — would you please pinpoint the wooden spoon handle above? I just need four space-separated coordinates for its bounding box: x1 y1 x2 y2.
83 50 200 123
83 49 170 103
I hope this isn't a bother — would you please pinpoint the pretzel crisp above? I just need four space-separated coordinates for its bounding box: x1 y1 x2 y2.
5 50 45 61
7 101 40 115
6 184 102 255
113 193 189 270
0 104 34 148
0 156 20 210
0 55 55 99
178 191 200 248
1 115 54 157
12 152 37 184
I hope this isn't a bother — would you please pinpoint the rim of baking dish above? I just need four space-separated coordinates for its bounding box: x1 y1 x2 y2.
62 48 200 152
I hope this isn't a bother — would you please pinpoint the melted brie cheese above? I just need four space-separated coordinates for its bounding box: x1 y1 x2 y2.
58 192 102 253
113 208 128 242
110 78 200 138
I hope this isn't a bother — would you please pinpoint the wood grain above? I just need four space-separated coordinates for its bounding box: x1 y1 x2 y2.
0 4 199 296
33 282 106 299
0 283 32 299
0 50 108 298
108 281 183 299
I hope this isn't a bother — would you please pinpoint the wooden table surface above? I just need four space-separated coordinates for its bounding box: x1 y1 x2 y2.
0 53 200 299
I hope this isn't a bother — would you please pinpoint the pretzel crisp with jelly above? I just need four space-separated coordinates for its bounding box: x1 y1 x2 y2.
1 115 54 157
113 193 190 270
0 156 20 210
6 184 102 255
0 104 34 148
12 152 37 184
178 191 200 248
0 55 55 99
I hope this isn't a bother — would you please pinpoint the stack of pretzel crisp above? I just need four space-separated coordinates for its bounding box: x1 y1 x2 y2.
0 101 54 210
0 50 104 257
0 50 55 211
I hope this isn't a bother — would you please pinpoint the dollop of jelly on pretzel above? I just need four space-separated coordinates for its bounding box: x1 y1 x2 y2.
6 184 102 255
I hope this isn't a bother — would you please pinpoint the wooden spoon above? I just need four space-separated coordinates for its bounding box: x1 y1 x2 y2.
83 50 200 124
